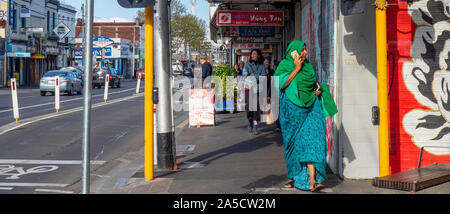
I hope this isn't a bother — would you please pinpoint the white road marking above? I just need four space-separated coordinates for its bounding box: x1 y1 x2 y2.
0 159 106 165
0 87 138 113
0 187 13 190
0 93 144 136
34 188 73 194
0 182 68 187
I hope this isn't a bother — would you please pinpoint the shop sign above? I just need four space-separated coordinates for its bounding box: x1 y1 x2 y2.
20 7 30 18
239 26 275 37
7 52 30 57
93 36 114 48
235 37 263 43
217 11 284 26
232 43 264 50
75 47 112 57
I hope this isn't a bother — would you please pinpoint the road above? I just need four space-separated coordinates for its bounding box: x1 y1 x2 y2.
0 76 193 194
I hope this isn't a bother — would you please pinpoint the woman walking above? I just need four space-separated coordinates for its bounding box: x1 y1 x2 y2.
242 49 266 135
274 40 337 192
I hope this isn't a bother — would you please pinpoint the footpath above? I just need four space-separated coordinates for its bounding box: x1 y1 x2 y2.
90 112 450 194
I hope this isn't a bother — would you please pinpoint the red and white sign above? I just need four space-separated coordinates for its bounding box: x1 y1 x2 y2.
189 89 215 127
217 11 284 26
232 43 264 50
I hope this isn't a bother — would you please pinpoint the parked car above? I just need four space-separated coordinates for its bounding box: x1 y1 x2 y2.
40 70 83 96
92 67 121 89
181 67 193 77
172 68 182 76
60 66 85 87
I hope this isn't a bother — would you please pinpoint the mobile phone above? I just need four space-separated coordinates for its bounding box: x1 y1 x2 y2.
290 50 300 59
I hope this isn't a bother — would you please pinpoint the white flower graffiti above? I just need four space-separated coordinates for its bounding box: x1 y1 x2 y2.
402 0 450 155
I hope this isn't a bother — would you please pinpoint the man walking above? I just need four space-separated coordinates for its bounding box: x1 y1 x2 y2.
201 56 213 88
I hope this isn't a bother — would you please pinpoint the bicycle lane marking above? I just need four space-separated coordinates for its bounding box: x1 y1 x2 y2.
0 160 107 188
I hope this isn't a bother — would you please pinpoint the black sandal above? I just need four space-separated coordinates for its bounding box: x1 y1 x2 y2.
284 180 294 188
310 183 324 192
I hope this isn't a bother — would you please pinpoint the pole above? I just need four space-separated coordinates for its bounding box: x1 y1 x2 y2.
132 23 136 79
144 6 155 180
81 0 94 194
81 3 85 68
155 0 175 170
55 76 60 112
375 0 390 177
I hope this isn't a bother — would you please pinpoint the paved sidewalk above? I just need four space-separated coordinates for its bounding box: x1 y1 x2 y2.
91 112 450 194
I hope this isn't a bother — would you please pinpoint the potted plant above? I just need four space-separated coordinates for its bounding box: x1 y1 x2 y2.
213 63 235 112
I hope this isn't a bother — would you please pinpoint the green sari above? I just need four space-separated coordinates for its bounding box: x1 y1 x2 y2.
274 40 338 190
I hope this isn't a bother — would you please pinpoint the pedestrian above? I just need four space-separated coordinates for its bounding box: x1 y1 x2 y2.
242 49 266 135
274 40 337 192
264 59 274 124
234 62 242 78
272 59 281 132
201 56 212 88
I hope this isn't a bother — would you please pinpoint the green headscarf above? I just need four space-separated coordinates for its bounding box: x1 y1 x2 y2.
274 40 338 118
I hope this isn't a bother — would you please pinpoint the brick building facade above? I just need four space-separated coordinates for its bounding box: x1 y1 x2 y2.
75 19 142 44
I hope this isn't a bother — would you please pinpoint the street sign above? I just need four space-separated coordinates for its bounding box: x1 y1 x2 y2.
117 0 155 8
93 36 114 48
53 23 70 40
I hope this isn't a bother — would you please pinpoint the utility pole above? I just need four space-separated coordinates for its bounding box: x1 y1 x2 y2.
374 0 390 177
154 0 175 170
81 3 85 68
81 0 94 194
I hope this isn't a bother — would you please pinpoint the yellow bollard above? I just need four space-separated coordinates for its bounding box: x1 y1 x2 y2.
375 0 390 177
144 6 155 180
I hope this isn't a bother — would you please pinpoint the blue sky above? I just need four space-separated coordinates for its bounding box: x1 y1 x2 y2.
63 0 210 24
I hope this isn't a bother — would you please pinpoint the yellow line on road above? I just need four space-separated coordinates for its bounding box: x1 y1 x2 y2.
176 119 189 129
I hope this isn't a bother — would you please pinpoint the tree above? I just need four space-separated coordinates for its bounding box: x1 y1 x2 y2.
135 0 208 58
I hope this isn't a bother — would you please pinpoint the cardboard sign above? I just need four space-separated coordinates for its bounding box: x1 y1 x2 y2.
189 89 215 127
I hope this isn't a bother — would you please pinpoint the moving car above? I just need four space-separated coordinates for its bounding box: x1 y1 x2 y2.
60 66 85 87
40 70 83 96
92 67 121 89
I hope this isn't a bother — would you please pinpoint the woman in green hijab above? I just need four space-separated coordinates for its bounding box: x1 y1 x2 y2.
274 40 337 192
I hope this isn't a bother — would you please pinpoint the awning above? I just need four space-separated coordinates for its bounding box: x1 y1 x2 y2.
31 54 46 59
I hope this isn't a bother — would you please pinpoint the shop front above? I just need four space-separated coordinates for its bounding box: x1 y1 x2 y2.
6 44 31 86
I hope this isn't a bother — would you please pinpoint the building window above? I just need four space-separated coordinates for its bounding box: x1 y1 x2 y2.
52 12 56 30
21 17 26 28
47 11 50 33
12 5 17 30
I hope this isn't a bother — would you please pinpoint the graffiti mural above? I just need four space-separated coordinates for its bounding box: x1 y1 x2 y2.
388 0 450 173
301 0 336 167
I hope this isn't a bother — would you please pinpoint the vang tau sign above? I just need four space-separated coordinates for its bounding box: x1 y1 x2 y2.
217 11 284 26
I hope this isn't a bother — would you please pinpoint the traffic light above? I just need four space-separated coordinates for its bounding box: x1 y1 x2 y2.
117 0 155 8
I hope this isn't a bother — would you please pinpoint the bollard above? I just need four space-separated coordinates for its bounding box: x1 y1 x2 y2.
136 73 141 94
55 76 60 112
10 78 19 122
104 74 109 102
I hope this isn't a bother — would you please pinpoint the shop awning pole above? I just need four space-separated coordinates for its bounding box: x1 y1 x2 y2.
375 0 390 177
